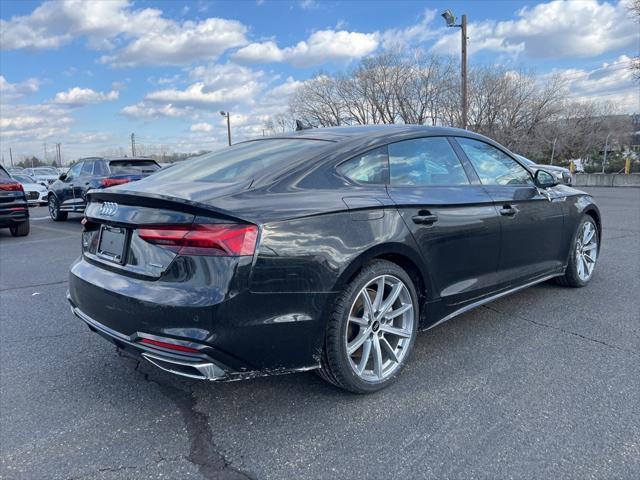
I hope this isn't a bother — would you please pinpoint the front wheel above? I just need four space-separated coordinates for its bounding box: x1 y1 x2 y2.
49 195 67 221
318 260 419 393
556 215 599 287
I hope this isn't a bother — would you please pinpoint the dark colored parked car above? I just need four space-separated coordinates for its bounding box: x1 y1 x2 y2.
48 157 161 221
68 126 601 393
0 165 30 237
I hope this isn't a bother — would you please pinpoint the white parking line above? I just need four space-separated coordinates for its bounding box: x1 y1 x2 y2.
31 216 51 221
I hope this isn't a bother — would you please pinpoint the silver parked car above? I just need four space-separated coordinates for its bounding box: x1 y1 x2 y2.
516 154 572 185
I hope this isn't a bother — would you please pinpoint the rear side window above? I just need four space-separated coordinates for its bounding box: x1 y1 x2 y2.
337 147 388 184
457 138 532 186
149 139 331 183
388 137 469 186
93 161 108 176
81 161 94 176
109 160 160 174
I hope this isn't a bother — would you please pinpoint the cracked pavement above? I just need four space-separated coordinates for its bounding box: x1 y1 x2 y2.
1 187 639 479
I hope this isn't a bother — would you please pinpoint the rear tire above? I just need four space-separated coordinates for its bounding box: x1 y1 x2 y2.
556 214 599 287
9 220 29 237
318 260 419 393
49 195 67 221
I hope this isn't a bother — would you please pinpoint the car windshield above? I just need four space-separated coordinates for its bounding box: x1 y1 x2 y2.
34 168 58 175
13 174 36 184
149 139 332 184
109 160 161 174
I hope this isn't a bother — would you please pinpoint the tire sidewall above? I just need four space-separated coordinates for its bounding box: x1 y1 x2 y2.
567 215 598 287
330 261 419 393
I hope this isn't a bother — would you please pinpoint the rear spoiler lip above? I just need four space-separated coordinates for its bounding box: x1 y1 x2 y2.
86 189 254 225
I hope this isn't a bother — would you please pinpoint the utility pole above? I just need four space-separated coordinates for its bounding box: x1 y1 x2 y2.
441 10 468 130
602 133 610 174
9 147 13 167
130 133 136 157
220 111 231 146
43 143 47 166
56 143 62 165
460 14 467 130
550 138 557 165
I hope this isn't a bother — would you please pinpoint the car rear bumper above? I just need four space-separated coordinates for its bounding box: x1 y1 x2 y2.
0 205 29 227
68 256 333 380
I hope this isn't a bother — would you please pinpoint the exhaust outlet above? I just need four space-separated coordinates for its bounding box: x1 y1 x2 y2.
141 352 227 381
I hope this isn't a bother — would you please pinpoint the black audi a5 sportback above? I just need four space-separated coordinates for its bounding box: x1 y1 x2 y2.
68 125 601 393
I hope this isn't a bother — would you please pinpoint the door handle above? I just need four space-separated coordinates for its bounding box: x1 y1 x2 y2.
412 212 439 225
499 205 517 216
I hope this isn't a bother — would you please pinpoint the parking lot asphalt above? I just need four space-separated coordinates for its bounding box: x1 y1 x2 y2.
1 187 639 480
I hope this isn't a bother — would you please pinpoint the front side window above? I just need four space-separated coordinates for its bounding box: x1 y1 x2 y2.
457 138 532 186
337 147 388 184
66 162 83 180
388 137 469 186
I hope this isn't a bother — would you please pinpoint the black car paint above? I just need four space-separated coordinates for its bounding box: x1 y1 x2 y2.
68 125 601 380
49 157 161 214
0 165 29 229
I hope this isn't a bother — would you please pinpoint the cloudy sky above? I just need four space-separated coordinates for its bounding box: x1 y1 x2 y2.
1 0 638 164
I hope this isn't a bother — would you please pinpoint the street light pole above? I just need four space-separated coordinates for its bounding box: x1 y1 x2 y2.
550 137 557 165
602 133 611 174
220 111 231 146
460 14 467 130
442 10 468 130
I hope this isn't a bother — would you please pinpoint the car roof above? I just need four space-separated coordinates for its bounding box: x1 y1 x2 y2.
260 124 470 143
78 157 156 162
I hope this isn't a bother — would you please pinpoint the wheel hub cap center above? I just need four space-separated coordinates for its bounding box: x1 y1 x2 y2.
371 320 380 333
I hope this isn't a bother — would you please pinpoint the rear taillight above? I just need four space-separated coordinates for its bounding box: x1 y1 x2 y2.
138 224 258 256
140 338 200 353
101 178 131 188
0 182 24 192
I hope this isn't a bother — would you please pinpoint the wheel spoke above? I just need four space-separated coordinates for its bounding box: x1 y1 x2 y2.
349 315 368 326
582 243 597 252
584 253 595 264
379 324 411 338
380 337 399 364
372 276 385 311
577 255 584 278
384 303 412 320
357 339 372 373
372 335 383 378
583 223 595 244
347 327 371 355
581 256 589 278
377 282 403 319
361 290 375 319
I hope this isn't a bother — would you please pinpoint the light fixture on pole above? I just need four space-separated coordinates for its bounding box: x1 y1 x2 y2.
220 111 231 146
441 9 468 130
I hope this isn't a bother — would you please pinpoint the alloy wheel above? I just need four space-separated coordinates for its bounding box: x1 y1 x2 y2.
345 275 415 382
49 198 57 218
575 220 598 282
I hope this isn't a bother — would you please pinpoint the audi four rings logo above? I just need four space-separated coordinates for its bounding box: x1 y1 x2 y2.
99 202 118 216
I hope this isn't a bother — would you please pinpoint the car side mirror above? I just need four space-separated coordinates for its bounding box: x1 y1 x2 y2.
59 173 67 181
534 169 558 189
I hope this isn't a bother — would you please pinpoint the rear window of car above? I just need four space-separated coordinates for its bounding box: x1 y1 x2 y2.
109 160 161 174
149 139 332 183
13 175 35 183
34 168 58 175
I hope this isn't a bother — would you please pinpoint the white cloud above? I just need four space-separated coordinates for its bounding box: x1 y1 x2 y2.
100 18 248 67
1 0 248 67
233 29 379 67
381 9 438 50
190 122 214 133
121 102 187 119
0 104 73 141
549 55 639 112
0 76 40 101
432 0 637 59
51 87 119 106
